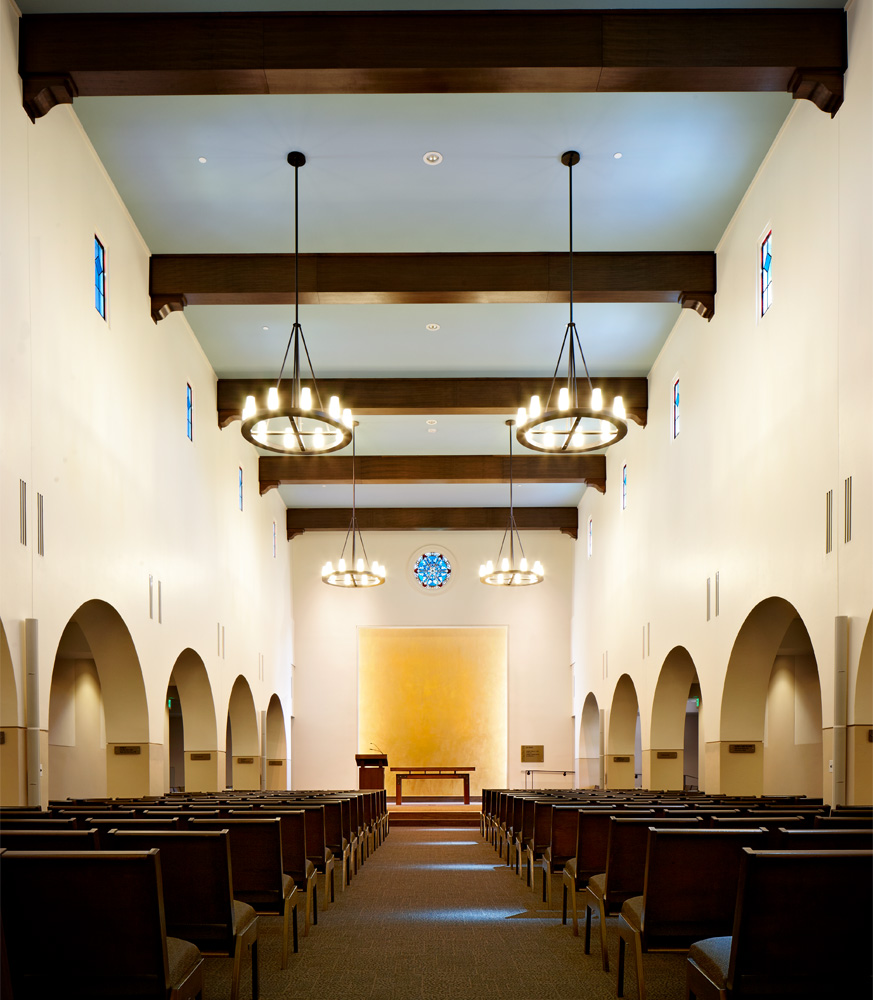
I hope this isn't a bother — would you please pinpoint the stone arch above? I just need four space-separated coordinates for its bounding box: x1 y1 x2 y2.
0 618 24 805
167 648 218 793
849 612 872 803
607 674 639 789
265 694 288 790
648 646 700 791
48 600 150 799
577 692 601 788
718 597 822 797
226 675 260 791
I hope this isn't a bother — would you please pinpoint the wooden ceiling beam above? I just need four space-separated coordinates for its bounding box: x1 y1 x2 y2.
260 454 606 495
21 10 845 120
218 377 648 429
149 251 716 322
286 507 579 539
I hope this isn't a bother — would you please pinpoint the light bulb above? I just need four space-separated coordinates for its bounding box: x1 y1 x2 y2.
313 429 325 451
613 395 626 419
300 387 312 410
267 386 279 410
501 557 510 572
356 557 364 573
496 574 505 585
572 430 584 448
254 421 266 444
284 428 296 449
544 429 555 450
324 561 334 575
558 386 570 410
485 560 494 575
342 408 353 428
479 564 487 577
517 407 527 426
520 557 528 571
338 559 346 573
344 574 352 586
242 395 256 420
533 561 544 576
591 387 603 410
529 395 541 419
329 395 341 420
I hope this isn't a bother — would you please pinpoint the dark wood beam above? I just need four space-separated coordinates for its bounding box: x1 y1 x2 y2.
21 10 845 120
149 251 716 322
218 377 648 429
261 454 606 495
286 507 579 539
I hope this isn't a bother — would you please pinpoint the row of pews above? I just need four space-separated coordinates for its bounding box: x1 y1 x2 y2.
481 788 873 999
0 788 388 1000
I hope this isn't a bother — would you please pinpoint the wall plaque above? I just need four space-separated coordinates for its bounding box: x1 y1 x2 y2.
268 759 283 766
520 745 544 763
190 752 211 761
113 745 141 755
613 755 631 763
656 751 678 759
236 756 254 764
728 743 756 754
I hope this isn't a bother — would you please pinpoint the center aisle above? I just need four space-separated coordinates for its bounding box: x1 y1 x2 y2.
203 826 687 1000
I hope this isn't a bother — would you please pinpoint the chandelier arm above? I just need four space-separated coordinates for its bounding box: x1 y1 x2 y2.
298 328 326 412
275 322 297 391
571 322 595 395
288 413 305 452
545 322 571 410
560 414 583 452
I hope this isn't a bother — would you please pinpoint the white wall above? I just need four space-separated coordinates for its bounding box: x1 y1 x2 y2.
290 530 574 789
572 0 872 798
0 0 293 800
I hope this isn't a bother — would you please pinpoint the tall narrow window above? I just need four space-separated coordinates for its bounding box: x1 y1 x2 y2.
760 230 773 316
94 236 106 319
621 464 628 510
587 516 593 558
238 468 244 511
672 377 680 439
272 520 277 558
186 383 193 441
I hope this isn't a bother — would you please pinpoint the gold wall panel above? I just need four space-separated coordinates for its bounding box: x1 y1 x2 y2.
358 627 507 797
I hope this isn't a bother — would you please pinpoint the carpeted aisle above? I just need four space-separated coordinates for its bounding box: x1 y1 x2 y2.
202 826 688 1000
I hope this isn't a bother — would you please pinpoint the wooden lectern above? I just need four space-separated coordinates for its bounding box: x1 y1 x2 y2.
355 753 388 790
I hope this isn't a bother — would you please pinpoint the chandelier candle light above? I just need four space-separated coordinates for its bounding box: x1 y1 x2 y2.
479 420 544 587
516 151 628 454
322 422 385 588
241 152 353 455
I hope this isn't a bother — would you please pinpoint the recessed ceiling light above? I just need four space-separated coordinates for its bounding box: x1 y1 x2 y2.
198 156 207 163
426 419 438 425
262 325 269 331
427 428 437 434
425 323 440 331
613 152 623 159
423 151 443 166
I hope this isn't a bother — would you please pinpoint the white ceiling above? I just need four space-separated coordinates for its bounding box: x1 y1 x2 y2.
18 0 842 511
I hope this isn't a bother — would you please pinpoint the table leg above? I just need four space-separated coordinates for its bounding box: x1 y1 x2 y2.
463 774 470 804
395 776 403 806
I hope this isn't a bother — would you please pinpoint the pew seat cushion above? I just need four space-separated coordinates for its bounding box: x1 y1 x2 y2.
282 873 295 898
621 894 643 929
563 858 576 878
687 936 732 986
233 900 257 934
167 936 203 985
587 872 606 896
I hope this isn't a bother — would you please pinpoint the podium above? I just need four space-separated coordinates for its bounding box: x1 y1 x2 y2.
355 753 388 790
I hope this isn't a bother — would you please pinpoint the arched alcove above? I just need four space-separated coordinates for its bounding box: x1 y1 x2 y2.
265 694 288 790
719 597 822 797
167 648 218 793
226 675 260 791
849 612 872 803
607 674 639 789
48 601 150 799
0 618 24 805
577 692 601 788
649 646 701 791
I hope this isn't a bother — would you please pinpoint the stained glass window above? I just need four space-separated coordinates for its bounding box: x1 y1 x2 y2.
94 236 106 318
760 230 772 316
186 383 193 441
238 468 243 511
672 377 680 439
413 550 451 589
587 516 593 558
621 464 628 510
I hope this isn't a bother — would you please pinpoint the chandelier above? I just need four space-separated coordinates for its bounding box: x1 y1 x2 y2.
322 423 385 588
479 420 544 587
516 151 628 454
241 152 352 455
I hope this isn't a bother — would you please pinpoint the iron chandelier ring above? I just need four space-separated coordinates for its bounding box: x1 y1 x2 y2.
516 407 628 454
240 406 352 455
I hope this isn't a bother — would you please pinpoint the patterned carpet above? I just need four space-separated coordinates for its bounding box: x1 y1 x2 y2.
202 826 688 1000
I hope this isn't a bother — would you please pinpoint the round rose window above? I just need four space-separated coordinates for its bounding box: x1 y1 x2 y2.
412 551 452 590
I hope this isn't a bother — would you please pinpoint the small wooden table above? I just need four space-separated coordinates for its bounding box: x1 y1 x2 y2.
390 766 475 805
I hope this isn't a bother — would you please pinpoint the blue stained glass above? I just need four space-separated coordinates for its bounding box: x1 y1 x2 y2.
413 551 451 589
186 383 193 441
760 231 773 316
94 236 106 318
